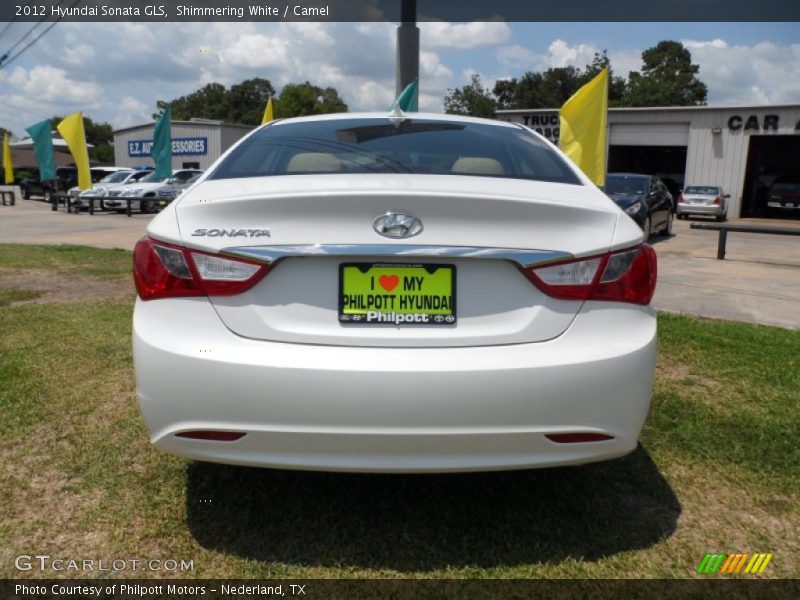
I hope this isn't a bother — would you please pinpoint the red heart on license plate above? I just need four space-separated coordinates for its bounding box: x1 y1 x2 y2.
379 274 400 292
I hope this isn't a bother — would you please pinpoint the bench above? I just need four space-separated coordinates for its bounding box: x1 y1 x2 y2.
690 222 800 260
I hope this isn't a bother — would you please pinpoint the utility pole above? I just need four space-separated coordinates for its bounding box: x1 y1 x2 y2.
396 0 419 101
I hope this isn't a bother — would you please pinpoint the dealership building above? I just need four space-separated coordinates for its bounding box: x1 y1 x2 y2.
112 118 255 171
498 104 800 220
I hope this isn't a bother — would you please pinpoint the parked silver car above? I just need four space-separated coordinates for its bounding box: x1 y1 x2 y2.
676 185 730 221
103 169 202 213
155 172 203 207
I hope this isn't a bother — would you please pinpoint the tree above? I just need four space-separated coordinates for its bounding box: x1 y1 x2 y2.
622 41 707 106
582 51 627 106
444 74 497 118
226 78 276 124
155 78 346 124
493 52 627 110
274 82 348 118
154 82 229 122
492 66 589 110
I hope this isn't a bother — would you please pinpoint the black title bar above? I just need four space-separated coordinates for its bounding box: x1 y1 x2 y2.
1 0 799 22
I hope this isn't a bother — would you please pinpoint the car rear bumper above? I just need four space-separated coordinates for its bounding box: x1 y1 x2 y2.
133 297 656 473
676 203 724 216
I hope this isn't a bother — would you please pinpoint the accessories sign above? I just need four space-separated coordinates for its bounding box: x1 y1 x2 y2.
128 137 207 157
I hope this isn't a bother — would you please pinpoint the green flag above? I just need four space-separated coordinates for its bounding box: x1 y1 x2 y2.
390 79 418 113
150 107 172 179
25 119 56 181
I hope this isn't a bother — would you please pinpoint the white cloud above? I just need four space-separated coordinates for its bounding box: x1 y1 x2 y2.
545 39 597 69
62 43 96 66
682 39 800 104
218 34 291 69
420 21 511 50
683 38 728 50
6 65 102 105
115 96 151 128
496 44 536 68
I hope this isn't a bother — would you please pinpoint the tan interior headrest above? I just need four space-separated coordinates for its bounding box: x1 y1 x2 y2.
451 157 505 175
286 152 343 173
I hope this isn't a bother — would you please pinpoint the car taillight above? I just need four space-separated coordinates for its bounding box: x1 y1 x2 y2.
678 195 685 203
133 237 269 300
523 245 657 305
713 196 721 205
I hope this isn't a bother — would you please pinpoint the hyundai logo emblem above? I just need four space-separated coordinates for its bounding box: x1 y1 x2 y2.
373 212 423 239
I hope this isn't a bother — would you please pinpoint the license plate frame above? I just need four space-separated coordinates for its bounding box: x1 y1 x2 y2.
338 262 457 326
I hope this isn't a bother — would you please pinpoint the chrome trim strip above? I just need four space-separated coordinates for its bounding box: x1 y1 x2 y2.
220 244 572 268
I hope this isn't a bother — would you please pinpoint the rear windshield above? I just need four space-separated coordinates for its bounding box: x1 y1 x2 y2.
210 118 582 185
772 179 800 190
605 175 648 195
684 186 719 195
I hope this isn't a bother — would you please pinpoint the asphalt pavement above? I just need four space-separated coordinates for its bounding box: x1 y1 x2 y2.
1 198 799 329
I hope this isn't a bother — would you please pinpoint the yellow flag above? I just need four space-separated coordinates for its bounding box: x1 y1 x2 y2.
56 112 92 190
2 132 13 185
559 68 608 187
261 97 274 125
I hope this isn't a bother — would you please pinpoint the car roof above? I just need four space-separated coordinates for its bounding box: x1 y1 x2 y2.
266 111 522 130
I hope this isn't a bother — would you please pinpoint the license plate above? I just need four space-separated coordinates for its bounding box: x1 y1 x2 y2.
339 263 456 326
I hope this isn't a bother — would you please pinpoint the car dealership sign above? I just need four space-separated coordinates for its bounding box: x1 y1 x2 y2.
128 137 208 157
507 113 560 144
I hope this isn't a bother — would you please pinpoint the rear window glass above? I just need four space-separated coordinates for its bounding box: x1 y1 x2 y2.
772 179 800 190
684 186 719 195
210 118 581 185
605 175 648 195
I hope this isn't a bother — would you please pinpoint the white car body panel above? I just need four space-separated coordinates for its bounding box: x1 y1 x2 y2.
133 112 655 472
135 296 655 472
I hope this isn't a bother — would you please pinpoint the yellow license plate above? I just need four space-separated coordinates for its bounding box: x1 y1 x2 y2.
339 263 456 326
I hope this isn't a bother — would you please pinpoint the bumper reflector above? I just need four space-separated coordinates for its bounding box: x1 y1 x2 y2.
176 431 246 442
546 433 614 444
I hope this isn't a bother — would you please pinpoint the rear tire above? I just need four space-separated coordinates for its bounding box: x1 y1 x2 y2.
642 216 651 242
21 186 30 200
141 196 157 214
43 189 52 204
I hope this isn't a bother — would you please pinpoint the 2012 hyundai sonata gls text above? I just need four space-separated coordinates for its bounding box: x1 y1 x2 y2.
133 112 657 473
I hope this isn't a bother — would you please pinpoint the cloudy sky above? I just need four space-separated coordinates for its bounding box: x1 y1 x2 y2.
0 21 798 137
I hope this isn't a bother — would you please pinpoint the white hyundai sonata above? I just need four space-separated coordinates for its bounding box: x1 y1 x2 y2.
133 112 657 473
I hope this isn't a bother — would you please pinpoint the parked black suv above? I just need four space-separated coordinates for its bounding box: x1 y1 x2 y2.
19 167 78 201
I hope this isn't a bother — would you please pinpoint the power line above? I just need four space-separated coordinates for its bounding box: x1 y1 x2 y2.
1 0 60 58
0 0 80 70
0 97 48 121
0 0 37 44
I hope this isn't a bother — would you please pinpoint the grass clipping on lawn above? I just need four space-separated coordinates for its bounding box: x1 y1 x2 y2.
0 244 797 579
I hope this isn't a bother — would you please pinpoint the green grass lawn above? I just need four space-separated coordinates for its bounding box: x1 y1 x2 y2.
0 245 797 579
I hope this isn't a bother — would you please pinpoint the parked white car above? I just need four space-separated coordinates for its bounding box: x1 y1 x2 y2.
103 169 202 213
104 169 202 213
67 167 134 206
76 169 153 208
133 113 657 473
